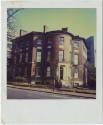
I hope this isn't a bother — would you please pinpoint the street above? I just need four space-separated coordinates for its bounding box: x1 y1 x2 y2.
7 87 87 99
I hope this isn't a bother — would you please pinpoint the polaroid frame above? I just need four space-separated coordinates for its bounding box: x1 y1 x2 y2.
1 0 103 124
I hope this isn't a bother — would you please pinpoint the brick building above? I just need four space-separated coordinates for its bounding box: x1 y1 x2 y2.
11 26 87 87
86 36 95 65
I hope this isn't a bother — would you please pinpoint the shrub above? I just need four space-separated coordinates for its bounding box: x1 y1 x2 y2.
31 76 35 81
87 63 96 89
55 80 62 88
15 76 27 82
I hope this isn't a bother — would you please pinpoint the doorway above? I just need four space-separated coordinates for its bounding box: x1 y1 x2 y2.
60 66 63 80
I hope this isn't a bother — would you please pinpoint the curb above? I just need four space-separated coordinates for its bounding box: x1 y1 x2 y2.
7 85 96 99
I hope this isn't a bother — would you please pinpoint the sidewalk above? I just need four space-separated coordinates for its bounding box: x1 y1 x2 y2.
7 84 96 99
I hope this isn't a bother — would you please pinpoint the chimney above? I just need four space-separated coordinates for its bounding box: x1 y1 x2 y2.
20 29 28 37
62 27 68 32
43 25 48 33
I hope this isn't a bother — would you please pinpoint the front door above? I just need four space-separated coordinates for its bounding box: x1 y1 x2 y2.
60 66 63 80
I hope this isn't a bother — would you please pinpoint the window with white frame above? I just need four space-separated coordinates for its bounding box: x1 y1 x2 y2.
74 54 78 65
47 45 52 49
47 51 51 62
37 46 42 50
36 39 42 45
59 37 64 45
59 50 64 62
46 66 51 77
26 47 28 51
73 42 78 48
36 51 41 62
74 68 78 78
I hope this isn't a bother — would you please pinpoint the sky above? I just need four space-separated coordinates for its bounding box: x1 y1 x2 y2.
13 8 96 42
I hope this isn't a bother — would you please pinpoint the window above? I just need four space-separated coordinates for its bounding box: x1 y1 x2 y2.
70 52 73 64
47 51 51 62
25 53 28 62
59 50 64 62
19 49 22 52
36 51 41 62
36 39 42 45
46 66 51 77
24 67 27 76
37 46 42 50
26 48 28 50
48 41 52 44
60 67 63 80
74 42 78 48
14 56 16 64
35 67 41 77
19 53 22 63
17 67 23 75
48 37 52 44
14 44 17 49
74 68 78 78
26 41 29 47
74 54 78 65
33 36 38 41
59 37 64 45
47 45 52 49
20 43 24 48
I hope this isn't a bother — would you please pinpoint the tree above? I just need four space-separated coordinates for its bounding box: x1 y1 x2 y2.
7 9 22 39
87 63 96 89
7 9 23 81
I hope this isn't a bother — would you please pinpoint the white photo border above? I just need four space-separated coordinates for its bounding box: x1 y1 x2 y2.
1 0 103 124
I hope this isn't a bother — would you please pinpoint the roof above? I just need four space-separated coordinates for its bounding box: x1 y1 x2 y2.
12 29 87 48
46 30 74 37
73 36 87 48
12 31 44 41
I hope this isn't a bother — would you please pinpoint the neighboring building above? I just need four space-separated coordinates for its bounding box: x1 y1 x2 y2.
11 26 87 87
86 36 95 65
72 36 87 87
